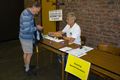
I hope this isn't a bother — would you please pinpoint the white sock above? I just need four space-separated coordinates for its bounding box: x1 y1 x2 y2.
25 64 29 72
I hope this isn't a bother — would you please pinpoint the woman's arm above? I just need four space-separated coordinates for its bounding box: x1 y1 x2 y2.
63 36 75 43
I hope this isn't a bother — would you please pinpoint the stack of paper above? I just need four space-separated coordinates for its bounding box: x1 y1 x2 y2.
59 47 73 52
44 35 64 42
59 46 93 57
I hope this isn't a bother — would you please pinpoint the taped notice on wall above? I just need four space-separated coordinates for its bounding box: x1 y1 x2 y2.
49 9 62 21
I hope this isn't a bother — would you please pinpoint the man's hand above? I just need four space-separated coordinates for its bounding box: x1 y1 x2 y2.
36 25 43 31
48 32 55 36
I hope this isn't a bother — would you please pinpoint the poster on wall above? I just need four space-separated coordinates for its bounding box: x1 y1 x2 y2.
49 9 62 21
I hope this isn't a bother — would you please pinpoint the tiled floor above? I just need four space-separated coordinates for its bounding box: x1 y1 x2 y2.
0 40 58 80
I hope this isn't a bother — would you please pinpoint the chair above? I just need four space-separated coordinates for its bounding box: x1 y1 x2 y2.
97 43 120 56
80 36 86 48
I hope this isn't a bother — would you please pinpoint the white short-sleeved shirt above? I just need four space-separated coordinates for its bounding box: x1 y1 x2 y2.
62 23 81 45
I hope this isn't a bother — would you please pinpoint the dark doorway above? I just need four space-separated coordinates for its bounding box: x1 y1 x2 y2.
0 0 24 42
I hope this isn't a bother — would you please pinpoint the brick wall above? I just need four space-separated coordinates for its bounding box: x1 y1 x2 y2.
59 0 120 47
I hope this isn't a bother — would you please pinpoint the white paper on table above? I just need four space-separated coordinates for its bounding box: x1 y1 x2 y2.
66 48 86 57
66 46 94 57
44 35 64 42
59 47 73 52
79 46 94 53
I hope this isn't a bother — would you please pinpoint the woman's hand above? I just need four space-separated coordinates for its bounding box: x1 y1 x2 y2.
48 32 62 37
63 37 75 44
54 32 62 37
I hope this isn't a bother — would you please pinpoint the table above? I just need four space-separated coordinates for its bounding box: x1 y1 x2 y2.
38 39 120 80
38 39 79 80
81 49 120 79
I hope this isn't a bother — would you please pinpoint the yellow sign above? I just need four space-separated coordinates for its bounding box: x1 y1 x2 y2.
65 54 91 80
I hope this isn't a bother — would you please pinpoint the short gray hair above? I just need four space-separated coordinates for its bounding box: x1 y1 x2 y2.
32 1 41 8
66 12 76 21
